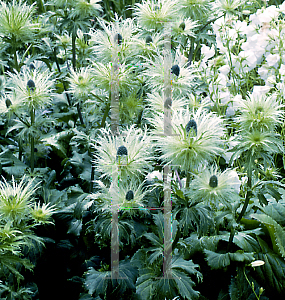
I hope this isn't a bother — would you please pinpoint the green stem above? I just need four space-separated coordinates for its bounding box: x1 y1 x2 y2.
101 100 111 128
13 46 20 72
228 163 253 249
72 28 77 71
77 102 84 125
30 108 35 173
186 172 191 188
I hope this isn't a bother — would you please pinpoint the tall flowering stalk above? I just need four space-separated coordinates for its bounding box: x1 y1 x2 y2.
4 68 55 172
149 107 225 187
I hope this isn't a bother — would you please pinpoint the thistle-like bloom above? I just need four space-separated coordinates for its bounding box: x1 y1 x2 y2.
212 0 245 16
150 107 225 171
131 31 165 61
93 125 153 180
89 15 136 63
134 0 179 32
30 202 56 225
145 91 189 114
89 179 149 217
68 67 94 102
92 61 136 94
69 0 102 20
178 0 212 21
0 0 40 43
171 17 198 39
7 69 55 110
235 93 284 131
189 165 241 208
143 54 197 96
0 176 40 223
230 130 284 164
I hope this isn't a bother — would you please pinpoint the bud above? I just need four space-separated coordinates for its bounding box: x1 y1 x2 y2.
27 79 35 92
114 33 122 45
145 35 153 44
164 97 172 109
179 22 185 31
5 98 12 108
117 145 128 157
209 175 218 188
125 190 134 201
185 119 197 136
171 64 180 77
29 63 35 71
68 120 74 128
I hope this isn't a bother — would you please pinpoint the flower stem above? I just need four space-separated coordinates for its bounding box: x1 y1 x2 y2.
228 163 253 250
72 28 77 71
77 102 84 125
13 46 20 72
186 172 191 188
30 108 35 173
174 168 182 189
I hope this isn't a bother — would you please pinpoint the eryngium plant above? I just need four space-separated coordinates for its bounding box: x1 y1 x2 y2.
235 93 284 131
188 165 241 208
93 124 153 180
0 0 40 43
134 0 179 32
6 68 55 111
149 107 225 172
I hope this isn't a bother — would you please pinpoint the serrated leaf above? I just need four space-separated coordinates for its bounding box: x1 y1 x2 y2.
135 266 155 300
251 213 285 258
204 250 231 269
85 259 137 297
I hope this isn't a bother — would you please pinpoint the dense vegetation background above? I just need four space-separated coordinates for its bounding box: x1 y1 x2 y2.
1 0 285 299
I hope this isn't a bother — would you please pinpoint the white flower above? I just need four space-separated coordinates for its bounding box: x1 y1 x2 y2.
0 0 40 43
89 15 136 63
93 125 153 180
143 54 197 96
7 68 55 110
134 0 179 31
188 165 240 208
250 260 265 267
235 93 284 131
219 64 230 75
149 107 225 172
146 170 163 181
251 86 271 98
266 53 280 68
68 67 94 101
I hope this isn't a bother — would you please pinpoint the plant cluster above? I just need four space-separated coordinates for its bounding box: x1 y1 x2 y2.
0 0 285 299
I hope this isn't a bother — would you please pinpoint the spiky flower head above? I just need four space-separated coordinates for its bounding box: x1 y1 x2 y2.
171 17 198 38
143 54 197 96
93 125 153 180
150 107 225 171
134 0 179 32
212 0 245 16
69 0 102 20
131 31 164 61
89 15 136 63
30 202 56 225
171 64 180 77
92 61 136 94
89 179 148 218
230 130 284 168
0 0 40 43
185 119 197 136
7 68 55 110
178 0 212 21
144 91 188 115
189 165 241 208
68 67 94 102
235 93 284 131
0 175 40 223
